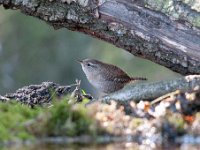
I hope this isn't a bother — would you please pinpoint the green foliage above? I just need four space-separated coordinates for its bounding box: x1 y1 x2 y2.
0 101 40 141
167 113 185 132
39 99 95 137
0 97 97 143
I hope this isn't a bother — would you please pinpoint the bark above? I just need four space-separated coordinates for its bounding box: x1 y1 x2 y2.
0 0 200 75
102 75 200 103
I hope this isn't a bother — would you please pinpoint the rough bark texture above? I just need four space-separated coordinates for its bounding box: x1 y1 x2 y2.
102 75 200 103
0 0 200 75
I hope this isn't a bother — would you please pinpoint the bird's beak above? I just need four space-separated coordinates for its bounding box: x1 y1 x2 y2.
77 59 83 64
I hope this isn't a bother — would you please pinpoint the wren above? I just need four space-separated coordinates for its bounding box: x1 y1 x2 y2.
79 59 147 94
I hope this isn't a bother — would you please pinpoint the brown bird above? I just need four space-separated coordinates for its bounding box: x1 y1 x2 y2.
79 59 147 94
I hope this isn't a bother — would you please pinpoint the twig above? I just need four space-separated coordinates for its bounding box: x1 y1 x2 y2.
150 90 180 105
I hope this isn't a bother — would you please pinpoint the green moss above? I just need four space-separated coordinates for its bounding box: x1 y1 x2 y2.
167 113 185 133
130 118 144 128
37 99 95 137
145 0 178 17
145 0 173 11
0 97 98 143
192 16 200 27
181 0 200 12
0 102 40 141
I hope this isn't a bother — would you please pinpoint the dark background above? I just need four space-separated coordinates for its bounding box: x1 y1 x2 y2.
0 7 180 95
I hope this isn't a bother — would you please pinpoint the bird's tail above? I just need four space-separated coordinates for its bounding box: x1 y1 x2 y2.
130 77 147 81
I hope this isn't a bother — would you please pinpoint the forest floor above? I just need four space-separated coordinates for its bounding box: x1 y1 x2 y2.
0 81 200 149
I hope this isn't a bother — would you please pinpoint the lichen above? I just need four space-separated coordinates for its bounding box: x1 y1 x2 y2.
14 0 39 11
132 30 151 42
61 0 89 7
108 22 127 36
191 15 200 27
181 0 200 12
61 0 76 4
49 11 66 21
67 9 79 22
77 0 89 7
144 0 200 28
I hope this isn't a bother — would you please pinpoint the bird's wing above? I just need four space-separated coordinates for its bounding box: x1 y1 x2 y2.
103 65 131 83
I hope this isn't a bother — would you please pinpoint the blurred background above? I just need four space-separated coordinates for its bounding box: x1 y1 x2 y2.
0 7 180 96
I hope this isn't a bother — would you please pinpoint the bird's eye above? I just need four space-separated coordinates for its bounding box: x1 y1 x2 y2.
87 63 91 67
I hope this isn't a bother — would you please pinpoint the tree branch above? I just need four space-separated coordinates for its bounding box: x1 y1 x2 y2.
0 0 200 75
102 75 200 104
